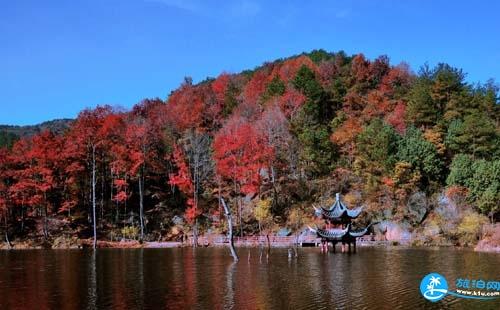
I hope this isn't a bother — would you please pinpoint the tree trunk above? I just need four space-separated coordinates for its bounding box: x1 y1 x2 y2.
193 162 199 248
192 219 198 248
92 145 97 249
100 169 104 228
4 216 12 249
21 202 24 233
221 198 238 261
138 172 144 241
124 185 127 227
238 197 243 237
294 232 299 257
43 204 48 239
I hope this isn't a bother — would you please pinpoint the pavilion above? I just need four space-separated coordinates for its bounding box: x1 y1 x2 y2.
309 193 375 253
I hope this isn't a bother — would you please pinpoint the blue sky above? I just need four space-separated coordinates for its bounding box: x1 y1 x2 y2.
1 0 499 125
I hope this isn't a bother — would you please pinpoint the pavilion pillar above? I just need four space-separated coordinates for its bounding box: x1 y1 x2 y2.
353 240 357 253
348 242 351 253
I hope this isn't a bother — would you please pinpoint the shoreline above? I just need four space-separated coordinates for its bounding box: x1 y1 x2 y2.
1 238 498 253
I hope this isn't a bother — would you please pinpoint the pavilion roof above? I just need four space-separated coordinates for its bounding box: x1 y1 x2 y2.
313 193 363 220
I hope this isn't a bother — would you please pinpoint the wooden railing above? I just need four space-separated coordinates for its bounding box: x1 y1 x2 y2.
187 234 397 247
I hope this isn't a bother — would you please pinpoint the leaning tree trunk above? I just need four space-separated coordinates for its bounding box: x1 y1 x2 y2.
92 145 97 249
221 198 238 261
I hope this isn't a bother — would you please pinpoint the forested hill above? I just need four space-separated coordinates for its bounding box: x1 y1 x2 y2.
0 119 73 148
0 49 498 247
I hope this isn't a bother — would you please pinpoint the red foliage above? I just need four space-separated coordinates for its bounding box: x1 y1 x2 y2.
385 101 407 134
351 54 371 84
211 73 231 105
363 90 392 120
243 69 269 105
7 131 61 218
205 73 232 124
382 176 395 188
0 148 9 216
379 63 412 96
213 117 274 195
166 85 204 132
331 118 363 146
445 186 469 202
126 123 148 176
318 60 338 87
275 55 318 83
369 55 390 85
169 145 199 223
278 88 306 118
169 145 193 195
113 190 128 203
343 91 366 117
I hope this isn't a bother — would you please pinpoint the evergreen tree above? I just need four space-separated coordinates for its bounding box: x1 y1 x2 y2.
292 65 336 175
431 63 465 113
469 160 500 216
446 113 498 159
397 126 444 186
356 118 400 175
406 73 437 128
446 154 475 187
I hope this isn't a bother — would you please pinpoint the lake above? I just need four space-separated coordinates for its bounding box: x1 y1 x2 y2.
0 247 498 309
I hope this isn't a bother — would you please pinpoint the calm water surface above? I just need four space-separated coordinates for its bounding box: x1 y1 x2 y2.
0 247 499 309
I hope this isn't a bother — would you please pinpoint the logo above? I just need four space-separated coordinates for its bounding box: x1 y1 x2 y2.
420 273 448 302
420 273 500 302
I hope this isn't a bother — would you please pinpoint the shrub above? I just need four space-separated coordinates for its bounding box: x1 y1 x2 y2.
121 226 140 240
457 212 488 246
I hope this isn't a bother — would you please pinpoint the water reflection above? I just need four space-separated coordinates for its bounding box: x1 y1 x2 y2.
0 247 498 309
224 261 236 309
87 251 96 310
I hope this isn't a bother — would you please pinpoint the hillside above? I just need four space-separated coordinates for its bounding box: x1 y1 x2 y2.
0 49 498 248
0 119 73 148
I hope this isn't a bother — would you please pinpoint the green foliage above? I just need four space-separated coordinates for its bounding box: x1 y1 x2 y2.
356 118 400 174
430 63 465 112
327 78 347 112
293 65 323 101
291 65 337 175
407 63 466 128
2 50 499 247
305 49 333 64
406 75 437 128
447 155 499 216
293 65 333 123
263 75 286 99
396 127 444 185
445 113 498 159
445 119 465 154
468 160 500 215
446 154 474 187
295 121 336 175
223 81 239 116
461 113 497 158
0 131 19 149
